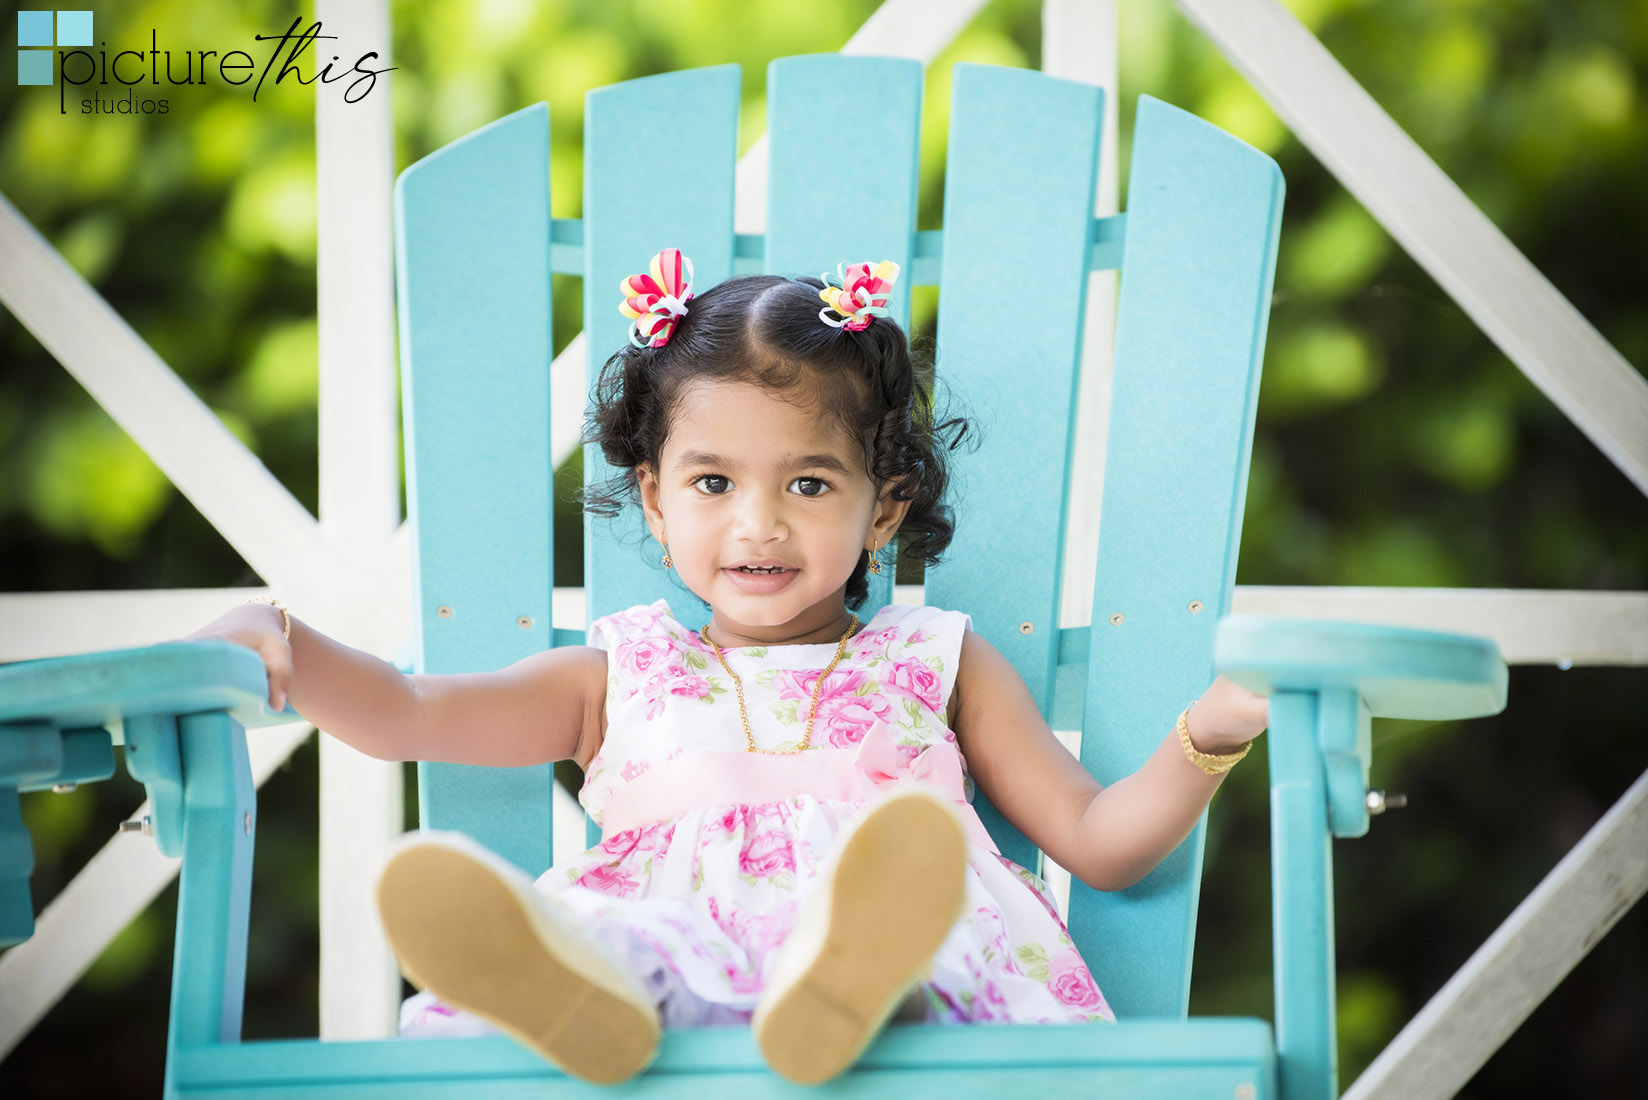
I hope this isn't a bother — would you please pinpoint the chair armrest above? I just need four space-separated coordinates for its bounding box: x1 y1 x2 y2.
0 640 291 860
0 640 288 945
1213 615 1508 720
1214 615 1509 838
0 640 292 731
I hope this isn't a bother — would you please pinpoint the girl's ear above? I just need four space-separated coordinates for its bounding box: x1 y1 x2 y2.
636 462 666 543
868 480 913 547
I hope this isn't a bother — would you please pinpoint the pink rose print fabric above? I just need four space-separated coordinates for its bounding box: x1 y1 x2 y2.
400 599 1113 1038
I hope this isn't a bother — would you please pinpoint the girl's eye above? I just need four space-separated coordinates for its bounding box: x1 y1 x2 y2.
692 475 730 495
791 477 831 497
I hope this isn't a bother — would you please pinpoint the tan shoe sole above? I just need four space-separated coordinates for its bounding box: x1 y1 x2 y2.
752 789 967 1084
375 832 660 1085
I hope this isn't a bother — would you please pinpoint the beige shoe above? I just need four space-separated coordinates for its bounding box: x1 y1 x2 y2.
375 831 660 1085
752 788 968 1084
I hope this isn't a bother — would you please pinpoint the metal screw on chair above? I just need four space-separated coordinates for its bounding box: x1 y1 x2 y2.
517 615 533 629
244 811 254 835
1188 599 1204 613
437 605 453 618
1109 612 1124 625
1366 789 1408 815
1018 621 1034 634
1234 1084 1258 1100
119 815 155 837
52 783 77 793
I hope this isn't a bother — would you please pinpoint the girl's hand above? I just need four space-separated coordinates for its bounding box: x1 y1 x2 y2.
1186 674 1268 754
183 604 293 712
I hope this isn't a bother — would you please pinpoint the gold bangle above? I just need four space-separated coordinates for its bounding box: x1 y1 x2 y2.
242 595 291 642
1177 706 1249 776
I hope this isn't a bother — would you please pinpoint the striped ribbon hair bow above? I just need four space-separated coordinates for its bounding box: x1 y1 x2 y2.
619 247 695 348
818 260 900 330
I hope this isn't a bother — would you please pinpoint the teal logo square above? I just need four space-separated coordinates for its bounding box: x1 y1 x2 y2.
55 10 92 48
17 47 53 85
17 11 53 48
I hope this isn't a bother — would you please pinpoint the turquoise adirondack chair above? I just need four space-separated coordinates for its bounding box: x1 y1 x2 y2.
0 56 1508 1099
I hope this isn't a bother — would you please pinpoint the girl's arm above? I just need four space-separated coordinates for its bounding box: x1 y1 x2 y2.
406 640 608 769
194 603 604 768
951 627 1265 892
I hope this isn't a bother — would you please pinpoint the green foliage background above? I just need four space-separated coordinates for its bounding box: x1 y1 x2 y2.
1 0 1643 1096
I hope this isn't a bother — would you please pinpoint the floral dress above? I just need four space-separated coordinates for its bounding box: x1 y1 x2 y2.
401 598 1114 1035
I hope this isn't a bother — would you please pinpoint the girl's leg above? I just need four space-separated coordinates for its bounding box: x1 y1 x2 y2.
375 831 660 1084
752 789 968 1084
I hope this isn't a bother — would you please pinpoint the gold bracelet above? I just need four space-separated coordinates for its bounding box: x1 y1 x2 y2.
242 595 291 642
1177 706 1250 776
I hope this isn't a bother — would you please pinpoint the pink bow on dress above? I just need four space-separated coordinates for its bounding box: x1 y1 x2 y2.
849 720 999 853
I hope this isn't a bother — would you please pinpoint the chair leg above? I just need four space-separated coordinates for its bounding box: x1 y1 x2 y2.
163 711 256 1096
0 786 34 947
1270 690 1338 1100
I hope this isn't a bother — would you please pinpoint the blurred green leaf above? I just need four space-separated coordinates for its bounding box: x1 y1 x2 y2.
1262 321 1386 420
1285 193 1391 301
1408 388 1515 491
1337 970 1405 1081
233 318 320 416
25 409 173 557
225 148 318 262
56 209 126 286
83 908 165 992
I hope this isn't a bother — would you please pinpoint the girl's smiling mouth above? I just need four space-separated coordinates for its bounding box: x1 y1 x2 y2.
724 564 799 592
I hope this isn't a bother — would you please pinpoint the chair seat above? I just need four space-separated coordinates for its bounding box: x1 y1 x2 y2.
1216 615 1508 720
173 1018 1276 1098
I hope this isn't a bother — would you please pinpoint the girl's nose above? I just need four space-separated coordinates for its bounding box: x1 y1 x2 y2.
732 490 788 541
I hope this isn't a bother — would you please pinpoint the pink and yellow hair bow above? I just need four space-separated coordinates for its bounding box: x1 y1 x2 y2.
619 247 695 348
818 260 900 331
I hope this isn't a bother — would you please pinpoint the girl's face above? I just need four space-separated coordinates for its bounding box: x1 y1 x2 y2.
637 378 910 648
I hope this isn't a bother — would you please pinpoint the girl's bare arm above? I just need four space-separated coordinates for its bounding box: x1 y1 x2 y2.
951 627 1255 892
277 607 606 768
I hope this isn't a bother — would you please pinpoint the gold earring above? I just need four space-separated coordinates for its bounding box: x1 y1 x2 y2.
662 546 673 569
867 541 882 575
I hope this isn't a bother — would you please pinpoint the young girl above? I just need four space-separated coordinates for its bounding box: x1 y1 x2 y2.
189 249 1268 1086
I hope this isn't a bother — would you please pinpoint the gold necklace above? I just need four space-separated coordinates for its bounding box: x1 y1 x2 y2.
700 614 859 754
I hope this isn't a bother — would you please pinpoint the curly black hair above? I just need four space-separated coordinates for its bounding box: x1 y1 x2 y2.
580 272 974 611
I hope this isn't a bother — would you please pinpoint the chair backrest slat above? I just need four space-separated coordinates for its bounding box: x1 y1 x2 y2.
765 54 925 615
396 103 558 874
1064 95 1283 1018
925 63 1104 873
583 65 742 628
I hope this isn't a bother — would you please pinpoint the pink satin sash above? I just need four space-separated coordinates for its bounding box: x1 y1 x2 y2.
599 719 999 854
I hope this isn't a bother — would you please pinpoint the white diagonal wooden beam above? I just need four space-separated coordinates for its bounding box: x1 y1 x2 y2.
1177 0 1648 498
1343 770 1648 1100
313 0 403 1043
848 0 990 58
0 193 335 590
0 719 316 1061
733 0 992 232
